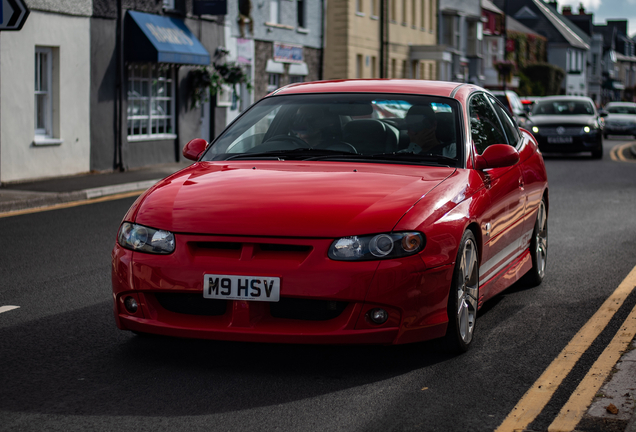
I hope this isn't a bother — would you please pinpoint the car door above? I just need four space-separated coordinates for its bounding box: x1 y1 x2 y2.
469 93 527 292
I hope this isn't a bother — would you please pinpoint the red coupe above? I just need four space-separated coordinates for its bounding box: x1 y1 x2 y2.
112 79 548 352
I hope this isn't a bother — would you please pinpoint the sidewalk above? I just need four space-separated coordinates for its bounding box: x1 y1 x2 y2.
0 161 191 214
1 160 636 431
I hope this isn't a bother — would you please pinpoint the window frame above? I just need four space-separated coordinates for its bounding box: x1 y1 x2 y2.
35 47 53 139
127 64 177 142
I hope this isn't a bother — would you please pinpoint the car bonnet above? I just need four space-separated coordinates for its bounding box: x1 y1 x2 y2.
132 161 455 238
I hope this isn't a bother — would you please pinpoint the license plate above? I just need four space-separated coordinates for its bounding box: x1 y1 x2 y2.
203 274 280 302
547 136 573 144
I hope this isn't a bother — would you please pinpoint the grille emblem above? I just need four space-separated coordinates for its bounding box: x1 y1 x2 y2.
556 126 565 135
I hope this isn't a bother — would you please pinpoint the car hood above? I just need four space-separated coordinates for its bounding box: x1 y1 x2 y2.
606 114 636 122
528 115 598 126
133 161 455 237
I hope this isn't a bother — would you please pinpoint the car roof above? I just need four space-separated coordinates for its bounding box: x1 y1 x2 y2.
538 95 594 102
270 79 464 98
605 101 636 106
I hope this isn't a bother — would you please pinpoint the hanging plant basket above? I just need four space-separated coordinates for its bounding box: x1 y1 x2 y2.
188 61 252 110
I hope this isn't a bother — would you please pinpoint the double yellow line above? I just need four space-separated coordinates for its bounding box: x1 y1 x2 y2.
610 142 636 162
496 265 636 432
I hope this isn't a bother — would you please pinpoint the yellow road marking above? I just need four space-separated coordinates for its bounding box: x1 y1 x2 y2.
548 302 636 431
610 143 636 162
495 265 636 432
0 190 143 219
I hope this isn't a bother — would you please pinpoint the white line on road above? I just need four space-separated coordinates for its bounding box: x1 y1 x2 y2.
0 306 20 314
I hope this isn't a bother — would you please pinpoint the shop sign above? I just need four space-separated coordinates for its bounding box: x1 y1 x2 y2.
273 42 303 63
237 38 253 65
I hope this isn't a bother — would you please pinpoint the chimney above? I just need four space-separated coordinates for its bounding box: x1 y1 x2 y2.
562 5 572 15
578 3 586 14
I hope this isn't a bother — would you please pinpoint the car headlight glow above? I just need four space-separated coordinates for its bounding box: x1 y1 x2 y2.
117 222 175 254
532 126 539 133
328 232 424 261
583 126 591 133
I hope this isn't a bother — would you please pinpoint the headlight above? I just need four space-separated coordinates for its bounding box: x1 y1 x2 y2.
117 222 175 254
583 126 591 133
532 126 539 133
328 232 424 261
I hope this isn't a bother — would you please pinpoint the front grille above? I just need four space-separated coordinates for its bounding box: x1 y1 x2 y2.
540 126 583 135
270 298 348 321
155 293 227 316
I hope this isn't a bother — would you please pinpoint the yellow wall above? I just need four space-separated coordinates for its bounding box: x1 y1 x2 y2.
324 0 437 80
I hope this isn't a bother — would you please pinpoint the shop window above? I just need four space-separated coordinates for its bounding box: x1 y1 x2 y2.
127 64 176 141
290 75 304 84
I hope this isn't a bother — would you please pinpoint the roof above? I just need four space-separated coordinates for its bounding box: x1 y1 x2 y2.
271 79 463 98
531 0 590 50
481 0 503 14
507 15 544 38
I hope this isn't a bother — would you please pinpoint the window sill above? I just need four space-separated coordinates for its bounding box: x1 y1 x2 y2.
297 27 309 34
370 15 379 20
33 137 63 146
127 134 177 142
356 12 365 17
265 22 295 30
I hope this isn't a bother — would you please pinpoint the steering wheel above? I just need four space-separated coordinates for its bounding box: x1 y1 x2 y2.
314 141 358 154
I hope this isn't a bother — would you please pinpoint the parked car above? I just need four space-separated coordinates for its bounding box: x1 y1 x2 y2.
525 96 606 159
112 79 549 352
602 102 636 138
491 90 528 126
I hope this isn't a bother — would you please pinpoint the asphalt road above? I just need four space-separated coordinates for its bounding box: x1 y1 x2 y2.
1 138 636 431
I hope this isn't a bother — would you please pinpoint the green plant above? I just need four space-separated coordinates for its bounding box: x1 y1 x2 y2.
188 62 252 110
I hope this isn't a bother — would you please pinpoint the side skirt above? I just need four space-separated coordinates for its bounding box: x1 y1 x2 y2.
478 249 533 308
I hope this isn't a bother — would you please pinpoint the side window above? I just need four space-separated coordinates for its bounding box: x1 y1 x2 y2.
469 93 507 154
488 96 520 145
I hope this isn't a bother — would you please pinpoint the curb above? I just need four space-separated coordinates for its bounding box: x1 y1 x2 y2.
0 179 160 214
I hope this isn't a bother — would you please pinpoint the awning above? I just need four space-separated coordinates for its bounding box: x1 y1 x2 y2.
125 10 210 65
288 62 308 76
266 59 285 74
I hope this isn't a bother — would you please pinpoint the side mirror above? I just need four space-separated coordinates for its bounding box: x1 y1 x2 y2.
599 110 608 117
474 144 520 170
182 138 208 161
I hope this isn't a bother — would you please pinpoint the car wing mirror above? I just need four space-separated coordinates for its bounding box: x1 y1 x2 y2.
599 110 608 117
183 138 208 161
474 144 520 170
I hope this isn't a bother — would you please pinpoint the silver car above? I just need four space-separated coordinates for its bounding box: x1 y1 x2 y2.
603 102 636 139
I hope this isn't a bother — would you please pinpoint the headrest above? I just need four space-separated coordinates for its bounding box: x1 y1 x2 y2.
405 105 436 131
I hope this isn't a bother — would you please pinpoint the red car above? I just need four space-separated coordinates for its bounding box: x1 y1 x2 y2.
112 79 548 352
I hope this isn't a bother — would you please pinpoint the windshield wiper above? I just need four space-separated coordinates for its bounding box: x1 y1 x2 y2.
307 152 457 166
224 148 355 161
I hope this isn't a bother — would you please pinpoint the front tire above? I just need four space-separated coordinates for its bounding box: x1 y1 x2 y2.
444 230 479 353
522 198 548 287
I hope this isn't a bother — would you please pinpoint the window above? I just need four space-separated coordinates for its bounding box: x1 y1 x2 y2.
391 58 397 78
488 95 520 144
469 93 507 154
162 0 175 9
370 0 378 17
389 0 396 21
402 0 407 25
371 56 377 78
429 63 434 80
412 0 417 27
297 0 305 27
356 0 363 14
429 0 434 32
421 0 426 30
35 47 53 138
268 73 280 92
127 64 175 140
270 0 280 24
402 60 408 78
356 54 363 78
290 75 304 84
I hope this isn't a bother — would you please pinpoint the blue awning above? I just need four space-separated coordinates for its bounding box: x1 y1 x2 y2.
125 10 210 66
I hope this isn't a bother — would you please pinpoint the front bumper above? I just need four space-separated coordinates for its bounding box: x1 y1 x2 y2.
532 132 601 153
112 234 453 345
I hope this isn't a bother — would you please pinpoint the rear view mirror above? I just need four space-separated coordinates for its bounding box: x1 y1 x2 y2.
474 144 520 170
183 138 208 161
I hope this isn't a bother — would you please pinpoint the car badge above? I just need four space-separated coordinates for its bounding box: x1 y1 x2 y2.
556 126 565 135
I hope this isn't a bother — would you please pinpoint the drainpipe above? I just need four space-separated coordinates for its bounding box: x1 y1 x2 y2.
115 0 124 171
380 0 386 78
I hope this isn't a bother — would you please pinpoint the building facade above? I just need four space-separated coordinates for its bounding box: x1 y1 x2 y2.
323 0 438 82
0 1 92 183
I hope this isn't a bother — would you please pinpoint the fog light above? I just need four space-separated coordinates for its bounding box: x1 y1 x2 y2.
124 296 139 313
368 308 388 324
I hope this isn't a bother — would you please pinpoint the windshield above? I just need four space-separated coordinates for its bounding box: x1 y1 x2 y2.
201 93 462 167
532 100 595 116
606 105 636 115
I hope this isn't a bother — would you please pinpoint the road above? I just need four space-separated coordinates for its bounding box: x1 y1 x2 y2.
1 138 636 431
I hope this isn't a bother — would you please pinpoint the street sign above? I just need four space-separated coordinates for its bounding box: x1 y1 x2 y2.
0 0 29 31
